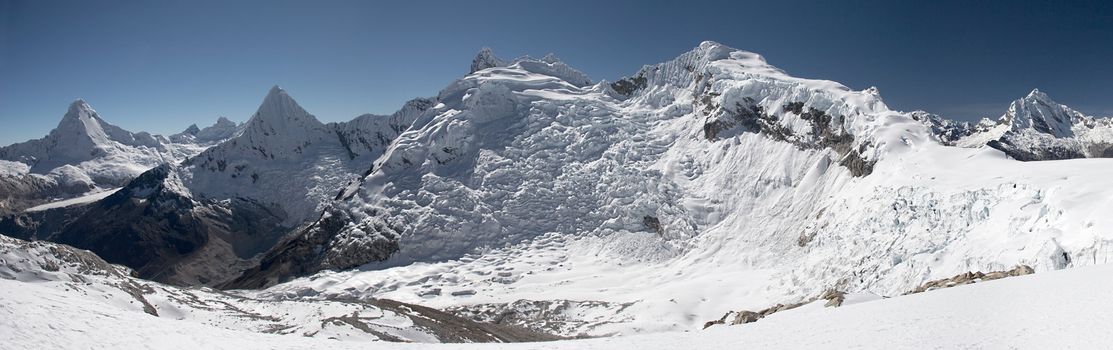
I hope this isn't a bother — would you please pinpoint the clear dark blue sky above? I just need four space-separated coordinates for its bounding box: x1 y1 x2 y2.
1 0 1111 145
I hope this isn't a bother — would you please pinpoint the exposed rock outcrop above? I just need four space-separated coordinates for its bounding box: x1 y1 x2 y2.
904 265 1035 295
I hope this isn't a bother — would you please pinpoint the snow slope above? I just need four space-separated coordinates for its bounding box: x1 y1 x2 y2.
23 187 121 212
239 42 1113 337
4 234 1111 349
0 236 553 346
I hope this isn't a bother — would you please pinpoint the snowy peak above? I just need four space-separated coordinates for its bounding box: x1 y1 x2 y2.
1001 89 1083 137
626 40 773 90
180 124 201 136
952 88 1113 160
469 47 507 74
239 86 328 148
250 86 322 128
512 53 592 87
169 116 241 144
52 99 113 147
214 116 235 126
195 116 241 143
465 47 592 87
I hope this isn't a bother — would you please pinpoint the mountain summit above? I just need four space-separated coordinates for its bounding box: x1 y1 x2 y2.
1001 88 1084 138
951 89 1113 160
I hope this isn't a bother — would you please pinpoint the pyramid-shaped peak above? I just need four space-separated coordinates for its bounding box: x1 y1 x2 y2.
243 85 325 138
1025 88 1051 101
252 85 314 123
1003 88 1080 137
58 98 103 129
182 124 201 135
38 98 117 159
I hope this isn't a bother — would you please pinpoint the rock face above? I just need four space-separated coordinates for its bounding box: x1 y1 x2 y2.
41 164 288 286
221 210 400 289
904 265 1035 295
449 299 633 338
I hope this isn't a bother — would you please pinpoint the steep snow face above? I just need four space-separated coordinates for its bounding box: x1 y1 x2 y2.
334 98 435 161
956 89 1113 160
256 42 1113 336
239 86 335 160
1002 89 1081 137
178 86 429 225
180 86 352 224
313 41 907 268
332 49 695 267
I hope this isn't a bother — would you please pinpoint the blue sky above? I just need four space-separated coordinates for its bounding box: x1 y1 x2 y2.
1 0 1111 145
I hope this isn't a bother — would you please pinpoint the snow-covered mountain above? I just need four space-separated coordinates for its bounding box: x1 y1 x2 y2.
179 86 431 226
230 41 895 288
0 86 433 285
221 42 1113 337
0 100 231 214
949 89 1113 160
5 41 1113 345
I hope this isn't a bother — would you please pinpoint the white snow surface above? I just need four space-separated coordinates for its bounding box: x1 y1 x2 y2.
23 187 121 212
258 41 1113 336
4 234 1111 349
0 236 504 345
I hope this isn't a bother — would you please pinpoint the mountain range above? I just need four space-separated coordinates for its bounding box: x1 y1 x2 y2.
3 41 1113 345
